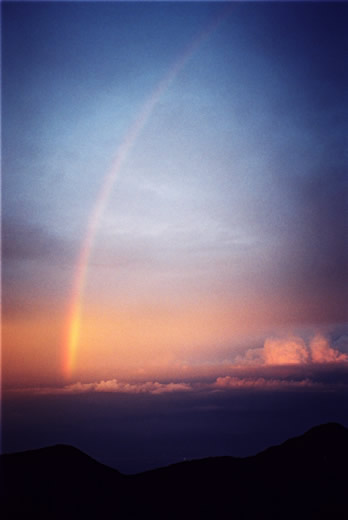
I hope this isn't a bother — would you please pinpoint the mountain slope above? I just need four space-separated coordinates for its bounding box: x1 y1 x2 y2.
1 423 347 519
1 444 126 518
132 422 348 519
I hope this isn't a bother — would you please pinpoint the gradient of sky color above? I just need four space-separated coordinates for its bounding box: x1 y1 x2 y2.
2 2 347 388
2 1 348 475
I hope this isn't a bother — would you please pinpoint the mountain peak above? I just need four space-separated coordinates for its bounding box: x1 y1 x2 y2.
306 421 347 435
2 424 347 519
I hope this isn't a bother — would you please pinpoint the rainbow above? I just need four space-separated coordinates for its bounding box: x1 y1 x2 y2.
63 6 233 378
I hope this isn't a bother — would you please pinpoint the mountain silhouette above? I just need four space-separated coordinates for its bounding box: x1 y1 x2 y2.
1 423 347 519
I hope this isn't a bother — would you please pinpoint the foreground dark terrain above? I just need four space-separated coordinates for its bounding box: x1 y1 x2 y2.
1 423 347 519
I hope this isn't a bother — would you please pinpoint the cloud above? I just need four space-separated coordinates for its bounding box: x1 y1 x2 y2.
8 376 317 395
310 335 348 364
11 379 193 396
6 335 347 397
237 334 348 367
333 335 348 354
7 359 348 397
234 347 264 366
263 337 309 365
214 376 316 390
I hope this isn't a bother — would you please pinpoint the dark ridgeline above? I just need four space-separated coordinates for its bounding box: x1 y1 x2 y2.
1 423 347 519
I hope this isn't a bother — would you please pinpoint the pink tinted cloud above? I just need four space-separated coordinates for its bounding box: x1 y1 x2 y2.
11 379 193 396
10 375 318 395
65 379 193 395
6 334 347 396
310 335 348 363
214 376 315 390
237 334 348 367
263 337 309 365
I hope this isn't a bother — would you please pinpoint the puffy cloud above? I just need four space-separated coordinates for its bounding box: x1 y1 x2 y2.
9 376 318 395
263 337 309 365
18 379 194 396
236 334 348 367
234 347 264 366
6 334 347 397
7 362 348 396
310 334 348 364
334 334 348 351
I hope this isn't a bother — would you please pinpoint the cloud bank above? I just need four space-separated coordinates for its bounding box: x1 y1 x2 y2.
6 334 347 397
214 376 316 390
12 379 193 396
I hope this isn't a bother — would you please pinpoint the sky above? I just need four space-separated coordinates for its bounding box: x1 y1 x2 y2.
2 1 348 471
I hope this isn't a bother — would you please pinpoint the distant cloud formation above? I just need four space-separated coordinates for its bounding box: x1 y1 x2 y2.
71 379 193 395
263 337 309 365
6 333 347 397
310 335 348 364
7 372 339 396
14 379 193 396
214 376 315 390
239 334 348 366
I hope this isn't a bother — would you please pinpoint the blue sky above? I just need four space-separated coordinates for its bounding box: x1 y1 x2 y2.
2 1 347 384
2 0 348 474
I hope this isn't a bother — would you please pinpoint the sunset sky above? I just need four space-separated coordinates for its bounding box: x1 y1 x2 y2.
2 1 347 472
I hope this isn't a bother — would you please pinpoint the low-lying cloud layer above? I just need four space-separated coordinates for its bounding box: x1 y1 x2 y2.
7 334 347 397
12 379 193 396
213 376 316 390
9 370 346 396
64 379 192 395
